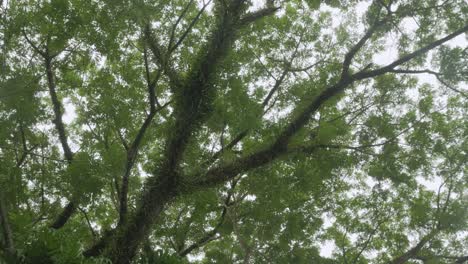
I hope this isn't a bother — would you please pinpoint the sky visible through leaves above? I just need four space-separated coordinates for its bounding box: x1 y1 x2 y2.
56 2 467 258
1 0 467 263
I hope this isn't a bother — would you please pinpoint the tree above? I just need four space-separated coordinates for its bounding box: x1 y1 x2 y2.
0 0 467 263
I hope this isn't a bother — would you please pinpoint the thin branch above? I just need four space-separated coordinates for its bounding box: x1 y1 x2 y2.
0 145 67 162
168 0 212 55
224 179 252 264
15 125 39 167
118 114 156 225
78 207 97 241
206 67 287 165
296 135 401 154
355 24 468 80
178 178 240 256
252 52 277 80
195 21 468 189
22 30 46 57
115 128 129 151
167 0 196 52
287 60 324 73
117 72 168 225
389 68 468 98
207 34 306 165
144 25 183 89
177 223 222 257
143 44 163 109
324 99 375 124
296 109 431 158
351 220 385 264
435 180 446 227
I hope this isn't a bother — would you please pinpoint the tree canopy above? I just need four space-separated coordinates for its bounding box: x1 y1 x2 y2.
0 0 467 263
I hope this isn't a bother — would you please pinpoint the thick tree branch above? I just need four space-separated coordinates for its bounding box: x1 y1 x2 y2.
413 254 468 263
100 3 251 263
239 6 280 26
0 192 15 257
44 57 74 163
42 51 78 229
341 20 383 79
388 229 439 264
83 229 116 257
268 15 389 150
23 32 101 229
51 203 77 229
455 256 468 263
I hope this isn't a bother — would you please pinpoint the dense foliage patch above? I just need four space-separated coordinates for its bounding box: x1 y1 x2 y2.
0 0 467 263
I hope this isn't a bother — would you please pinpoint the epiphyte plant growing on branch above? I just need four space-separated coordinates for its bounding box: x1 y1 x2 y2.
0 0 467 263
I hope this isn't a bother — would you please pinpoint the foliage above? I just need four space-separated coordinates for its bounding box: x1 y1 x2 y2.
0 0 467 263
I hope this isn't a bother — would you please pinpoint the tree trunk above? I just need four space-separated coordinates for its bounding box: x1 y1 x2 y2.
107 177 175 264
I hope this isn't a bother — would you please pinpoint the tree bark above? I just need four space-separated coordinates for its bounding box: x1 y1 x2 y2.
108 177 175 264
0 192 15 257
44 56 77 229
